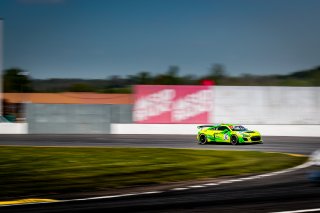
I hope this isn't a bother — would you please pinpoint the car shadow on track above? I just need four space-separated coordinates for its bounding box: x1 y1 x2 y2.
200 142 263 146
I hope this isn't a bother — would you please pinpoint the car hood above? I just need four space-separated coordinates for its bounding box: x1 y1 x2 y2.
236 130 256 134
238 131 261 136
244 131 256 133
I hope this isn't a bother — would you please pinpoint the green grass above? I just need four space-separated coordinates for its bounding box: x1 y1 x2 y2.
0 146 307 198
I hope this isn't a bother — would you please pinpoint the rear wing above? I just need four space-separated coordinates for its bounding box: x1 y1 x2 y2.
197 125 214 130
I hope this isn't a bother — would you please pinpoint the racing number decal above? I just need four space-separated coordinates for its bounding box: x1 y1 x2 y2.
214 132 229 142
224 134 229 141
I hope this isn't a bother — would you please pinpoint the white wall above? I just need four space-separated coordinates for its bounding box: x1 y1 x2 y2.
212 86 320 124
111 124 199 135
111 124 320 137
0 123 28 134
1 122 319 136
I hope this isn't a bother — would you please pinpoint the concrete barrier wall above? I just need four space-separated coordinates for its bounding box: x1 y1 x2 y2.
110 104 133 123
26 104 132 134
1 122 319 136
5 86 319 135
0 123 28 134
212 86 320 124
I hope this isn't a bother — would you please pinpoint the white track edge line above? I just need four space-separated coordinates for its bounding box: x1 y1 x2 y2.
271 207 320 213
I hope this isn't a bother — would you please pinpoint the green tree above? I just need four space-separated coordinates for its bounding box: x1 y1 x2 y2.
128 71 153 85
206 63 227 85
154 65 182 85
3 68 33 92
68 83 95 92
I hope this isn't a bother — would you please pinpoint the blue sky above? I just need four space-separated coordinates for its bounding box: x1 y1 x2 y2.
0 0 320 79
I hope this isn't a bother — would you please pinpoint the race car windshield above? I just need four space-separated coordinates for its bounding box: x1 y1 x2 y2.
232 126 248 131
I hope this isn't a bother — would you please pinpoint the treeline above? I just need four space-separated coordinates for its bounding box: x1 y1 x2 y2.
3 64 320 93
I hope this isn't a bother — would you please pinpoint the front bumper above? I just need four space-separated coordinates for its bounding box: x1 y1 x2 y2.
240 140 263 144
240 136 263 143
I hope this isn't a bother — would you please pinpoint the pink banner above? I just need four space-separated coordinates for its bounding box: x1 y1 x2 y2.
133 85 213 124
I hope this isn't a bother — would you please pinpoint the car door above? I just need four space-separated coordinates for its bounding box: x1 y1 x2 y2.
204 127 216 141
215 126 231 142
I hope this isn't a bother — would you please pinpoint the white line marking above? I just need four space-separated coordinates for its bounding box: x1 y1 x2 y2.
203 183 219 186
271 208 320 213
189 185 205 188
272 171 287 175
240 177 255 180
269 172 280 176
218 179 242 184
139 191 163 195
281 169 295 173
70 193 137 201
69 191 163 202
59 161 314 203
295 161 312 169
171 188 188 191
218 180 231 184
229 179 244 182
257 174 273 177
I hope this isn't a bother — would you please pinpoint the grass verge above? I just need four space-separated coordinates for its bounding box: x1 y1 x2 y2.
0 146 307 199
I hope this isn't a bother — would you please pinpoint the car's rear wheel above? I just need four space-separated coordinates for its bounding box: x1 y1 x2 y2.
230 135 238 145
198 135 207 145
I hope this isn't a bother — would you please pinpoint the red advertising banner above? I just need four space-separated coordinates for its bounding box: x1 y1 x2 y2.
133 85 213 123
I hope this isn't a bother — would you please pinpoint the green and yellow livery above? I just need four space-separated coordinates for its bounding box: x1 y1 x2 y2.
197 124 263 145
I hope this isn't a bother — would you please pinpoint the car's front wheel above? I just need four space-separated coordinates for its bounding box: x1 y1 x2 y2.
230 135 238 145
198 135 207 145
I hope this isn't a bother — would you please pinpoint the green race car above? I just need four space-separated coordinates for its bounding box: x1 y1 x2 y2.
197 124 263 145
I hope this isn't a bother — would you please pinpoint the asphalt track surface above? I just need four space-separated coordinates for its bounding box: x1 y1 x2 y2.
0 135 319 213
